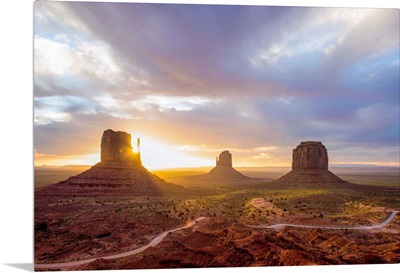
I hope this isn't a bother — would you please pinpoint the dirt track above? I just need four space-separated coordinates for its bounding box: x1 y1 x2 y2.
35 211 399 270
247 211 399 230
35 217 207 270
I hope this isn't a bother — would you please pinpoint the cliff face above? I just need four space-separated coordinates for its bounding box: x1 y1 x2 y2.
216 151 233 167
292 141 328 170
98 129 141 166
275 141 348 187
101 129 133 162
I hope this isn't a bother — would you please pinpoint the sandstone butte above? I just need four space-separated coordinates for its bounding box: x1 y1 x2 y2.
36 129 177 196
274 141 349 186
197 150 250 181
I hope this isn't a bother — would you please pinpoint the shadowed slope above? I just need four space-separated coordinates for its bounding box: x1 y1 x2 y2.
36 129 180 196
275 168 348 186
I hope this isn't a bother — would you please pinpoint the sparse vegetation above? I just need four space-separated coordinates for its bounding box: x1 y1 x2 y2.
35 166 400 268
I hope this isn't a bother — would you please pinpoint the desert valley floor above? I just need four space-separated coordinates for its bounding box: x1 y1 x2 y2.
34 165 400 270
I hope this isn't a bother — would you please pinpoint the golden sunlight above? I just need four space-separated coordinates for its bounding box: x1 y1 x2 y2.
129 133 213 170
34 135 213 169
34 151 99 167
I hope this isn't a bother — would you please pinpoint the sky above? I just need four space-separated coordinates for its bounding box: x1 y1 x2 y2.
33 1 400 170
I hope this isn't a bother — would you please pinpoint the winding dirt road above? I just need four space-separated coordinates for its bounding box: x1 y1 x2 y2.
247 210 399 230
35 216 207 270
35 211 399 270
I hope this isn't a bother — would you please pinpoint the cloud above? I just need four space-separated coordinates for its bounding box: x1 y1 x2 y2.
33 2 399 167
322 9 399 80
34 112 127 155
34 95 95 125
60 3 297 98
34 36 124 95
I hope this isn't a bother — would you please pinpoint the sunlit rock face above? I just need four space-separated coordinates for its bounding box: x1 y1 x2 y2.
292 141 328 170
101 129 133 162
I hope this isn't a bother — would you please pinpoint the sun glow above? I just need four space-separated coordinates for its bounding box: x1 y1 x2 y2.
129 133 213 170
34 151 99 167
34 134 213 169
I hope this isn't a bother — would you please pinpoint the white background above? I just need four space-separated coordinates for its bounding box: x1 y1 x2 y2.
0 1 398 273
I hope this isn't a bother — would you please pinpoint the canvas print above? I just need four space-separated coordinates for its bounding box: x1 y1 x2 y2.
34 1 400 271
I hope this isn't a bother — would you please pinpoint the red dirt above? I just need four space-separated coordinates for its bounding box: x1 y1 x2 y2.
71 217 400 270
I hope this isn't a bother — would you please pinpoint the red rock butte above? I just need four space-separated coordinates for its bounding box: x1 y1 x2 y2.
292 141 328 170
275 141 348 186
101 129 138 162
216 151 233 167
198 151 249 181
36 129 178 196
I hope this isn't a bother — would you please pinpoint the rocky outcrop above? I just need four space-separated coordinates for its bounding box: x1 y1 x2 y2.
101 129 134 162
292 141 328 170
216 151 232 167
76 218 399 270
275 141 348 187
99 129 141 166
198 151 249 181
37 129 178 196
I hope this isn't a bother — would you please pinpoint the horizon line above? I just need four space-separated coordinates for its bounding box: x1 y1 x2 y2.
34 162 400 170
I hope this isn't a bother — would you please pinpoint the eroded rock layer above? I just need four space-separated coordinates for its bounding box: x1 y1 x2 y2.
292 141 328 170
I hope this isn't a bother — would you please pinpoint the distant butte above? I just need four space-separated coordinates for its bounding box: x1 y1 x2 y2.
36 129 177 196
198 151 250 181
274 141 349 187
